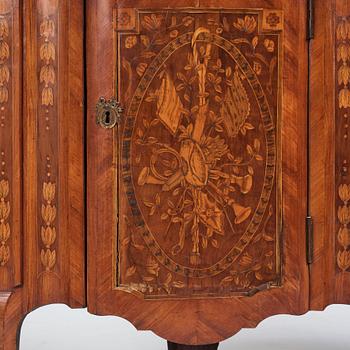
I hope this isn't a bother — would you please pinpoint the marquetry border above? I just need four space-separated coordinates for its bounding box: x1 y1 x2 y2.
0 14 11 267
38 14 58 272
336 17 350 272
114 8 283 299
121 31 277 279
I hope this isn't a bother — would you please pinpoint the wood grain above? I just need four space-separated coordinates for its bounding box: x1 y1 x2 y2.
116 8 281 298
4 0 349 348
310 0 350 309
0 0 22 291
23 0 85 310
1 0 85 349
0 291 24 350
87 0 309 345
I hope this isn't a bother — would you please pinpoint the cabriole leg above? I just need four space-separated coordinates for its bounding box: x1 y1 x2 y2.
0 292 25 350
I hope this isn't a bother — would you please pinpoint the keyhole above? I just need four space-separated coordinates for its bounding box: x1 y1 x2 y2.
104 111 111 125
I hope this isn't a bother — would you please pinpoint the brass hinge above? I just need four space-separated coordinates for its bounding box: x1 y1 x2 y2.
306 216 314 264
307 0 315 40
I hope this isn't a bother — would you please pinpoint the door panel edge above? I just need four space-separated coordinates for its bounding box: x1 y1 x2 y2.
87 0 309 344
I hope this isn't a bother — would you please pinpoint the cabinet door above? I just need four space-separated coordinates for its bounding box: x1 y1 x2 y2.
310 0 350 308
87 0 308 344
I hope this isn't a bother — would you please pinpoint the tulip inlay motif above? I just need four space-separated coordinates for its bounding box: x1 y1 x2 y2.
38 13 57 272
0 14 10 267
0 179 10 266
336 17 350 272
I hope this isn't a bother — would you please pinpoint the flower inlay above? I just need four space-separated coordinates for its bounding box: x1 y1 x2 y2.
116 9 282 298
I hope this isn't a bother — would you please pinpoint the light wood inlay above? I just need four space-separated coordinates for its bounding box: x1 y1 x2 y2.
0 13 11 267
336 17 350 273
38 10 58 273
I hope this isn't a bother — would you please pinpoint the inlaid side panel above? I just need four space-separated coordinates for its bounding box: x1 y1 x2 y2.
310 0 350 308
0 0 22 290
116 9 282 298
335 16 350 274
1 1 85 348
334 13 350 303
24 0 85 308
37 12 59 274
0 7 12 270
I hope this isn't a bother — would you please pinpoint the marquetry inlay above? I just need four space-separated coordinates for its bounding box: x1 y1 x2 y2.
0 178 10 267
0 15 10 113
0 13 11 267
336 17 350 272
115 8 282 298
39 16 56 129
38 13 58 272
40 179 57 271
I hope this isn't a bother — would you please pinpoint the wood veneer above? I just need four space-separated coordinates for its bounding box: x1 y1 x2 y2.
309 0 350 309
0 0 349 349
87 0 308 345
1 0 85 349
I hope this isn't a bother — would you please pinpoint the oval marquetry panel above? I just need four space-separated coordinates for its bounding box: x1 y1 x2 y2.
117 9 282 298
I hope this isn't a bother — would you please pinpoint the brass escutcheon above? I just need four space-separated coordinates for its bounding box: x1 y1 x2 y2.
96 97 123 129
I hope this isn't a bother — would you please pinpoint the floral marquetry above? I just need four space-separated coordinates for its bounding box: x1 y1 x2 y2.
40 181 57 271
116 8 137 31
262 10 283 31
39 17 56 107
0 12 11 268
0 179 10 266
0 15 10 107
115 9 282 298
336 17 350 273
38 8 59 274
